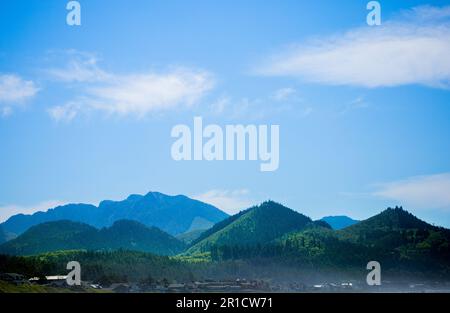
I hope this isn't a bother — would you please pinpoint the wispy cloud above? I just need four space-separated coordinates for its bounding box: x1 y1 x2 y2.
373 173 450 210
272 87 297 101
47 100 85 122
339 97 369 115
207 94 297 121
47 55 111 83
208 96 268 120
0 74 39 116
193 189 255 215
47 52 215 120
0 200 67 223
88 69 213 115
256 5 450 89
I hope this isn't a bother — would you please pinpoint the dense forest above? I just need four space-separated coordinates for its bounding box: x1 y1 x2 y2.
0 220 186 256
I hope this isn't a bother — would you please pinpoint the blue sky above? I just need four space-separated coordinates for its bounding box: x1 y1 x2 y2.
1 0 450 226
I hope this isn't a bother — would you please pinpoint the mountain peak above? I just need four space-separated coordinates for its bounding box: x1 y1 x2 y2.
376 206 431 230
144 191 160 197
339 206 432 232
126 194 144 201
337 206 437 247
188 201 312 253
248 200 301 215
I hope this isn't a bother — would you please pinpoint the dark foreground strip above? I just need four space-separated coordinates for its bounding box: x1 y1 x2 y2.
0 293 446 312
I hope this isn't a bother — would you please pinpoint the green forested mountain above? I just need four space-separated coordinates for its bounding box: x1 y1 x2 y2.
204 206 450 276
96 220 186 255
0 220 186 256
335 207 450 268
0 220 97 255
188 201 312 253
337 206 450 248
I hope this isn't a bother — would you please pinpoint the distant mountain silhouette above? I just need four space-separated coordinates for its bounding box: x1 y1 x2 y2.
320 215 359 230
0 219 186 256
0 192 228 237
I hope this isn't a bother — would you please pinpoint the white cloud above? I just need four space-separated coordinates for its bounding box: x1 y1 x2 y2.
207 95 295 120
0 200 67 223
208 96 265 119
373 173 450 210
0 74 39 115
193 189 255 215
87 69 213 116
47 53 111 83
47 53 215 120
0 74 39 102
256 5 450 88
272 87 297 101
47 101 84 122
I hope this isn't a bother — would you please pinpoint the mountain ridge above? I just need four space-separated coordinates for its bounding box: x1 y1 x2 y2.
1 192 229 237
0 219 186 256
201 205 450 274
337 206 450 248
188 201 313 253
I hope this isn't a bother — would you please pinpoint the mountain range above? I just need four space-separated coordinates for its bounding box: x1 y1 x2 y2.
0 219 186 256
1 192 450 278
0 192 229 237
194 203 450 272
